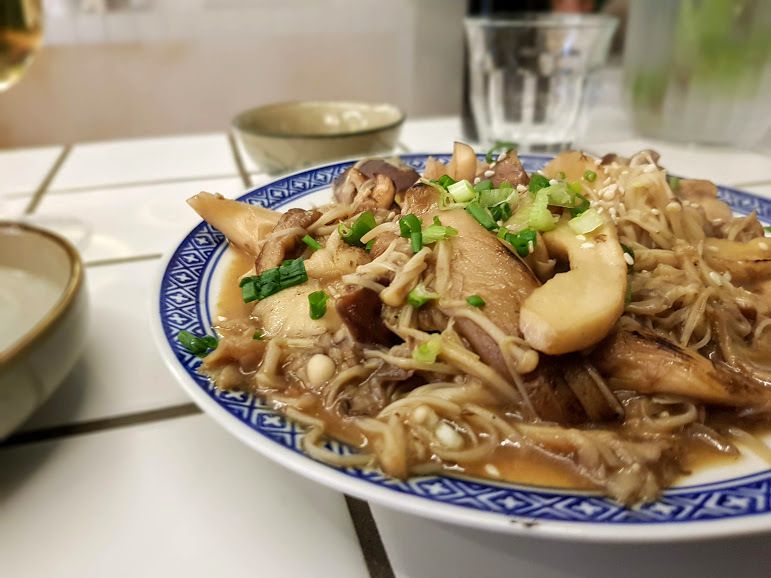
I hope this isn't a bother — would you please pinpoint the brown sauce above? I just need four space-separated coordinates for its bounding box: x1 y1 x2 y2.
215 247 770 491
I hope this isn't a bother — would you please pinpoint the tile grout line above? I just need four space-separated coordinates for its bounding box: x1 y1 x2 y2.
39 172 242 197
85 253 163 268
344 496 396 578
227 130 253 189
23 145 72 214
0 404 202 449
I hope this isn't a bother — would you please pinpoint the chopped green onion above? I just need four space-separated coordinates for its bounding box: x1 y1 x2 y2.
466 295 485 308
485 140 516 164
399 214 423 252
502 228 537 257
241 258 308 303
583 170 597 182
568 208 604 235
490 202 512 222
432 174 456 189
253 330 264 341
412 337 442 364
540 182 573 207
177 330 218 358
399 214 421 237
308 290 328 320
339 211 376 247
465 201 498 231
365 239 376 252
301 234 321 251
568 181 583 195
528 190 557 232
569 193 591 217
478 187 515 208
447 179 477 203
407 283 439 308
422 216 458 244
473 179 493 193
667 175 681 191
528 174 551 194
764 225 771 234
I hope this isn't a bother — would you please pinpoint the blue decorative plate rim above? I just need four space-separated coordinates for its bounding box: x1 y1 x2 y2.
157 154 771 531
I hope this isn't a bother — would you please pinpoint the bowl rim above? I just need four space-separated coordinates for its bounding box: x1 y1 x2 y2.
0 221 84 367
231 100 406 140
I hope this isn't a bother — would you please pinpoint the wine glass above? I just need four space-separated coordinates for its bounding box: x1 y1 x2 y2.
0 0 43 92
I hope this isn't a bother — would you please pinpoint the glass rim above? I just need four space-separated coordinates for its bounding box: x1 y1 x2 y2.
464 13 618 29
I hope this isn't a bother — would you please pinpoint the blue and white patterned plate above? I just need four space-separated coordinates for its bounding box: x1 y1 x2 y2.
152 154 771 541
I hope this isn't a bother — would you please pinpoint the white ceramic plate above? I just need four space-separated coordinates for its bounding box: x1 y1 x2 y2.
152 154 771 542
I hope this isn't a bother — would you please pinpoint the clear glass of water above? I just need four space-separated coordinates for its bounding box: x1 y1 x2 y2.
465 13 617 152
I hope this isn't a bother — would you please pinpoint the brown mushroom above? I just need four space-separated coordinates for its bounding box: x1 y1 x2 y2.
255 208 320 273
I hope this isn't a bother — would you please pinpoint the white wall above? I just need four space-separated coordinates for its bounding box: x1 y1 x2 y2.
0 0 466 147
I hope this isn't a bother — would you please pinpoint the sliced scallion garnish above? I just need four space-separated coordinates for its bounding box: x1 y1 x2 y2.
568 207 603 235
490 202 512 222
240 258 308 303
308 290 328 320
502 228 537 257
466 295 485 308
412 337 442 364
447 179 477 203
301 234 321 251
407 283 439 309
583 170 597 182
177 330 218 358
528 190 557 232
528 174 550 194
465 201 497 231
399 214 423 252
339 211 376 248
422 216 458 244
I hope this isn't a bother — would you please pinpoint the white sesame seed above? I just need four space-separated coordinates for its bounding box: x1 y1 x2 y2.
666 201 682 212
576 234 587 241
708 271 723 286
484 464 501 478
712 218 724 225
759 242 769 251
643 165 657 173
484 169 495 178
527 240 534 254
650 208 660 216
623 252 635 266
516 184 528 193
473 176 481 185
689 202 700 209
722 272 732 283
708 245 719 253
488 162 497 169
549 178 559 185
581 242 595 249
497 151 508 162
621 170 629 175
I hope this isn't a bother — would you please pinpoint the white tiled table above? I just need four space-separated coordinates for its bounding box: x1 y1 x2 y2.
2 119 771 578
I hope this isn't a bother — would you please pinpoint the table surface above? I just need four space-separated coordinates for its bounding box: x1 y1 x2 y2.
2 116 771 578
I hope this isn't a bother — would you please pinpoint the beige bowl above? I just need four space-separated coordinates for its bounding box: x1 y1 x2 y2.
0 222 88 438
232 101 405 174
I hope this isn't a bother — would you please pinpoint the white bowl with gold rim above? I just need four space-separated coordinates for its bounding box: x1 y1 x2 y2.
0 222 88 438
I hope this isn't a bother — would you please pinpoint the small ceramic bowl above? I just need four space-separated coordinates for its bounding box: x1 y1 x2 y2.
232 101 405 174
0 222 88 438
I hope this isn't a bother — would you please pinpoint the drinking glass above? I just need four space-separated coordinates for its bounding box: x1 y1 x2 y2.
0 0 43 92
465 13 617 152
624 0 771 148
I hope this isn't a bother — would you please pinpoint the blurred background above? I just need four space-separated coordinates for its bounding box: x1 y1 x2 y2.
0 0 468 147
